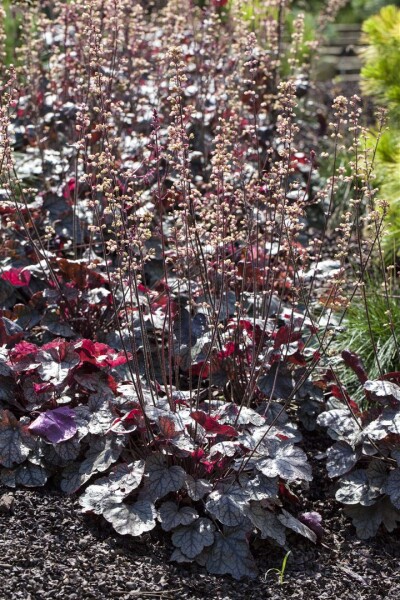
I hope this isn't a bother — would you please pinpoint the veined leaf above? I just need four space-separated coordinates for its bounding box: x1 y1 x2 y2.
102 498 157 536
0 410 35 468
326 441 359 478
278 509 317 543
61 464 91 494
158 501 198 531
241 473 279 501
0 461 49 488
37 343 80 386
79 460 145 514
216 403 265 427
205 527 258 580
345 498 400 539
43 437 80 466
144 454 186 501
205 486 248 527
385 468 400 509
184 475 212 501
317 409 358 440
336 470 383 506
79 435 125 477
209 441 239 458
244 502 286 545
171 517 215 559
255 444 312 482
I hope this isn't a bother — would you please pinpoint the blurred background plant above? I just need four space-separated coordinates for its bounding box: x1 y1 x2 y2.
331 272 400 405
360 4 400 262
327 4 400 407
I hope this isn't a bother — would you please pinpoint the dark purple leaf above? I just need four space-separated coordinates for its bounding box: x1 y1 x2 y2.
258 363 295 400
278 509 317 543
341 350 368 384
29 407 77 443
298 511 324 539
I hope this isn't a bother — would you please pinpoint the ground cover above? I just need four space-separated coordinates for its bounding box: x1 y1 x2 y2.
0 0 399 593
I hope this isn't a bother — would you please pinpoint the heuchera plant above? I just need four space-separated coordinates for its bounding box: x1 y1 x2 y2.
0 322 319 579
317 351 400 539
0 0 396 579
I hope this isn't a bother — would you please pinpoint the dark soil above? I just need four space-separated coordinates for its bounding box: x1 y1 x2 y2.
1 431 399 600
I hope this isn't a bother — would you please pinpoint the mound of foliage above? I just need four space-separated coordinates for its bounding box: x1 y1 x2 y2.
318 352 400 538
0 0 399 579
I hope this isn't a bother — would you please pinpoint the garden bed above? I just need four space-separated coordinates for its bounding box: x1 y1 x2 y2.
1 2 400 595
1 429 400 600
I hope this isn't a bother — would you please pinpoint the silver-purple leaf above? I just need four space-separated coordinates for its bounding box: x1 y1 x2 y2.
158 501 198 531
87 394 115 435
171 517 215 559
344 498 400 539
37 345 80 386
144 454 186 501
108 460 146 495
217 403 265 427
244 502 286 545
366 460 388 493
364 380 400 403
278 509 317 543
0 410 35 468
79 435 125 477
326 441 359 478
60 464 91 494
241 473 279 501
79 461 145 514
73 405 92 439
13 462 49 487
256 444 312 482
184 475 212 501
392 449 400 466
205 527 258 580
0 461 48 488
102 498 157 536
170 548 192 563
385 468 400 509
362 416 392 441
29 407 77 444
0 351 12 376
385 408 400 435
43 437 80 466
205 487 248 527
209 441 239 458
317 409 358 440
335 470 383 506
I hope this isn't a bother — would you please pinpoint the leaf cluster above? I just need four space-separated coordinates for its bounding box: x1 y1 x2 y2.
318 363 400 539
